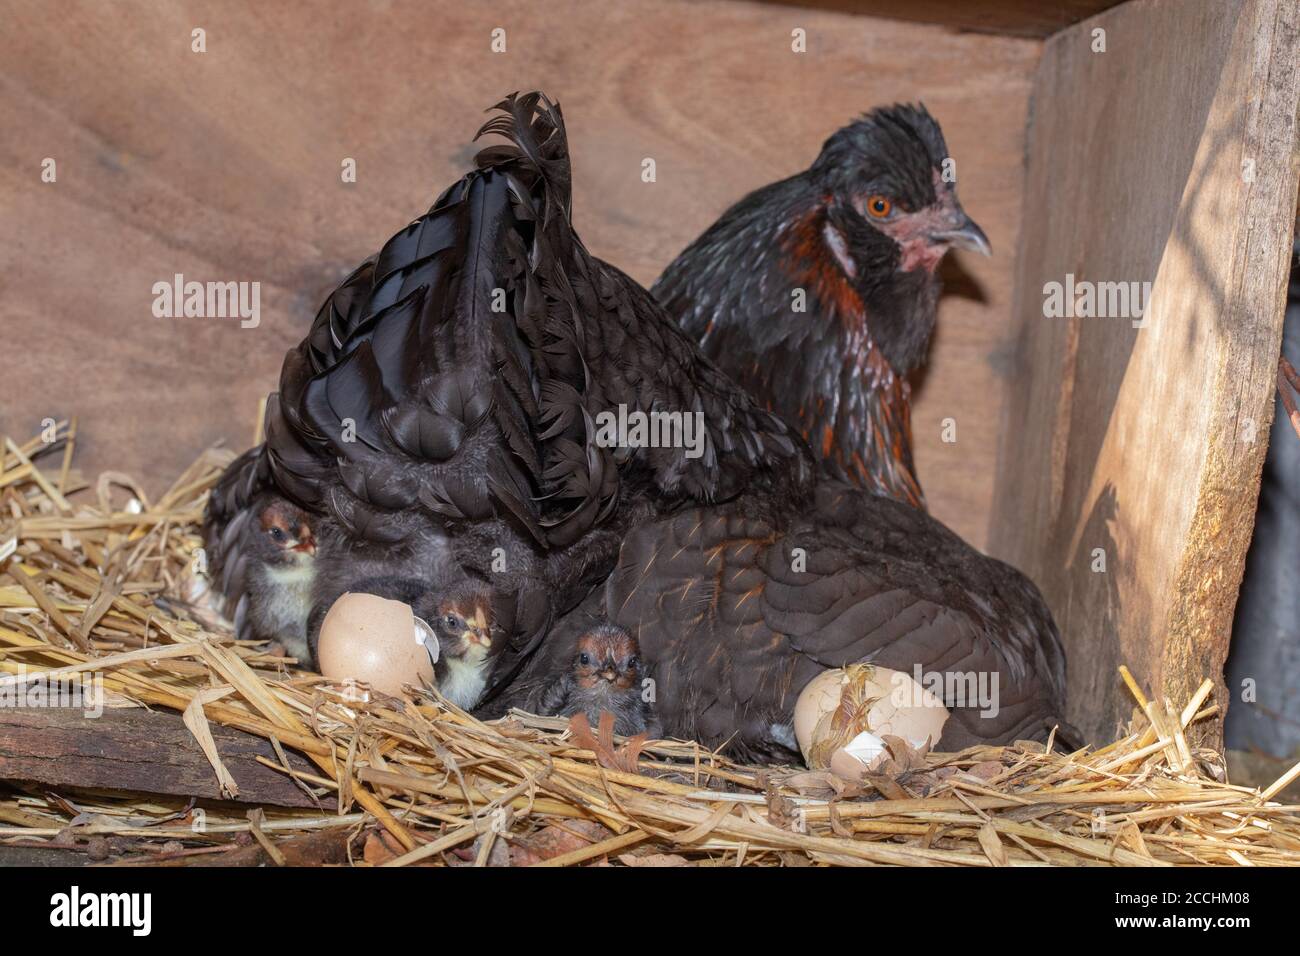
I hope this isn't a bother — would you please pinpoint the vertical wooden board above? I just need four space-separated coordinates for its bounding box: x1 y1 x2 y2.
991 0 1300 742
0 0 1037 551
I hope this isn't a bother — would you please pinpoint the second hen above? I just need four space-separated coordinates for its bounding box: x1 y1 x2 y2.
654 105 990 509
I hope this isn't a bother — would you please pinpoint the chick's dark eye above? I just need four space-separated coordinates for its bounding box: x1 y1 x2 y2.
866 195 892 218
626 656 639 670
578 652 591 666
267 527 286 542
444 615 460 631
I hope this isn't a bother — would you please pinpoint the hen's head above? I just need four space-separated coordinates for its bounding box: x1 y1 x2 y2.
572 624 642 692
811 104 989 282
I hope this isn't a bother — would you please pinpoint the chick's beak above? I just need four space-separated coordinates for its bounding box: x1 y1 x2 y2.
931 207 991 257
465 608 491 647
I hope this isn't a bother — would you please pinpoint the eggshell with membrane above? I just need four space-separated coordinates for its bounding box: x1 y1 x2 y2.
793 663 949 772
316 591 437 696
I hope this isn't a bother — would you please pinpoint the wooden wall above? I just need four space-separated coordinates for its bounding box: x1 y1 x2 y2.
0 0 1038 551
990 0 1300 743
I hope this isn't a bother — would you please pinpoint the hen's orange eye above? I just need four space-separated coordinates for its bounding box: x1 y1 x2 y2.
866 195 892 218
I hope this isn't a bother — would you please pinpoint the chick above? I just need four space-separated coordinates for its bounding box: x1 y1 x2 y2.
332 576 499 710
238 497 316 661
425 582 499 710
541 624 658 737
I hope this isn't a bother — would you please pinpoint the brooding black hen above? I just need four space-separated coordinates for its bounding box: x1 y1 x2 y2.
202 93 809 701
654 105 989 509
455 98 1061 755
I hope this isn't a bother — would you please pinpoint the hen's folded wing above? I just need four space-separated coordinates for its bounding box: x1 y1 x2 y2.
603 486 1069 759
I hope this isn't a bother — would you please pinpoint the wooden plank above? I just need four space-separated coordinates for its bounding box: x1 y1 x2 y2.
754 0 1127 39
0 845 91 867
0 0 1038 551
147 828 355 867
990 0 1300 744
0 707 332 810
0 824 356 866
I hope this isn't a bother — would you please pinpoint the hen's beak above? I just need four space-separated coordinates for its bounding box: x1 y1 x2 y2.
931 209 992 257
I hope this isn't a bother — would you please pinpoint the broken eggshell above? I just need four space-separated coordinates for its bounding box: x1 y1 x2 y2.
316 592 439 696
793 663 949 777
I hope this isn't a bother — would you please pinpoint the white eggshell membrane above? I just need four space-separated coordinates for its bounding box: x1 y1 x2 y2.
414 615 440 663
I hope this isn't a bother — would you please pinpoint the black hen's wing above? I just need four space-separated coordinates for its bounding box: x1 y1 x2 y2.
602 481 1068 761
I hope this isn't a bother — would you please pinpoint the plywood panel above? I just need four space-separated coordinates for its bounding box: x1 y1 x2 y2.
990 0 1300 743
0 0 1037 551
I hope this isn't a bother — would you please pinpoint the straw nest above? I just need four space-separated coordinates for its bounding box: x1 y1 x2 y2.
2 422 1299 867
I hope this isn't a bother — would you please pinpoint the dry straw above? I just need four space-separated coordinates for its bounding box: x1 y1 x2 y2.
2 423 1298 866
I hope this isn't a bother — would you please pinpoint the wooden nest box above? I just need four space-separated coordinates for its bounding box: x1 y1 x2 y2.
3 0 1296 746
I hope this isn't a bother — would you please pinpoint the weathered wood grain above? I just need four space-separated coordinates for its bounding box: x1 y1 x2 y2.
146 828 355 867
990 0 1300 743
0 707 331 809
0 0 1038 550
0 844 91 867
